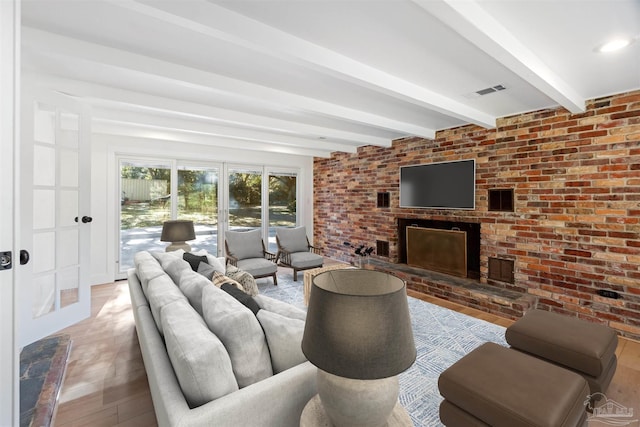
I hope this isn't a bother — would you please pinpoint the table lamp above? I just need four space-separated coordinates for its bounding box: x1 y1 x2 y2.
302 269 416 427
160 220 196 252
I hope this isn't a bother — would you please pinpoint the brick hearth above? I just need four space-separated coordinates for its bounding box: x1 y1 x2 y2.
366 259 535 319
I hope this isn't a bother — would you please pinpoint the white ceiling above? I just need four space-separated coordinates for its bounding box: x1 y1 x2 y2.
21 0 640 158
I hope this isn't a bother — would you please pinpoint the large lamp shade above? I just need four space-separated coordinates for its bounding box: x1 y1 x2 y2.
160 220 196 252
302 269 416 379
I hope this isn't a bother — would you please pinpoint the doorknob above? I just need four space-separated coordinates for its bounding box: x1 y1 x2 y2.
82 216 93 223
20 250 30 265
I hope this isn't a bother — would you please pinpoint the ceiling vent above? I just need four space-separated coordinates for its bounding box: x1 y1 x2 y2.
476 85 506 96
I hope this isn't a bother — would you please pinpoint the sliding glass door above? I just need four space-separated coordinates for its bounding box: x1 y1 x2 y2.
227 167 263 232
267 171 298 253
117 159 298 274
177 165 219 255
119 159 172 271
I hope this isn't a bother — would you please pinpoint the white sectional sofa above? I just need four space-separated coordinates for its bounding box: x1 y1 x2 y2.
128 250 317 427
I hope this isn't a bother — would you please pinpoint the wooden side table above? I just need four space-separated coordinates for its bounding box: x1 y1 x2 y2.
300 395 413 426
302 263 352 305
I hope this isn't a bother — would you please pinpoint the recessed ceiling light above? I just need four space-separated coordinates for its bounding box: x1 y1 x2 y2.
596 37 634 53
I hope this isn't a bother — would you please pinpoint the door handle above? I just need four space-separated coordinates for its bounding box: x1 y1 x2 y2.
82 216 93 223
20 250 30 265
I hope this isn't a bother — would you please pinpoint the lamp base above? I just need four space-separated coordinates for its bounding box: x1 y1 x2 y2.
165 242 191 252
316 370 400 427
301 395 412 427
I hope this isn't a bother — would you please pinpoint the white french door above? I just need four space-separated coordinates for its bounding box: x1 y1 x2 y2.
18 85 91 347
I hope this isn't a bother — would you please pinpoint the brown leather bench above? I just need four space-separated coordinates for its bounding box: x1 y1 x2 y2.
506 309 618 394
438 342 589 427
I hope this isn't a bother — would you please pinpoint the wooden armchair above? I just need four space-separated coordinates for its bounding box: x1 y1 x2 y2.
275 226 323 281
225 229 278 286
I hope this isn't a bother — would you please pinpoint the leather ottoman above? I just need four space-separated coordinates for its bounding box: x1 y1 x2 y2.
506 309 618 393
438 342 589 427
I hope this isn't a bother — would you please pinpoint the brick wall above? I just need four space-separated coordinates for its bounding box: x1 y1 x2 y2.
314 90 640 339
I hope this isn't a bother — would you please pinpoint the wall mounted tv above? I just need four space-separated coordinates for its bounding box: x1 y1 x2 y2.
400 159 476 209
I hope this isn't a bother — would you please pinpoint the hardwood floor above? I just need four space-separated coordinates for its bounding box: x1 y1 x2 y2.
52 277 640 426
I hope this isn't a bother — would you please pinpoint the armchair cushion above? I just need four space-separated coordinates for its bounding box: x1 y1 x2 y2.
289 252 323 269
276 227 310 253
237 258 278 277
226 229 265 260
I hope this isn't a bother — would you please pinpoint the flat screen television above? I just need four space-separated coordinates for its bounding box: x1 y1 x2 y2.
400 159 475 209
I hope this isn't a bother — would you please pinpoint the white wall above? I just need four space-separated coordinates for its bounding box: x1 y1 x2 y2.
90 133 315 285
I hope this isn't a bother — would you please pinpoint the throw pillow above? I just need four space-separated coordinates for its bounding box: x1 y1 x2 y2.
183 252 208 271
225 268 259 296
221 283 260 315
161 299 239 408
205 254 226 274
256 310 307 373
201 285 273 388
197 261 217 280
211 271 245 293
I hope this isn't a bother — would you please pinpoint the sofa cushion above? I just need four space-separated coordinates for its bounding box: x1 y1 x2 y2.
225 229 264 260
183 252 208 271
165 258 191 284
254 295 307 321
221 283 261 315
151 250 183 269
135 260 166 296
178 269 212 316
161 299 239 408
226 264 259 296
147 274 188 335
257 310 307 373
276 226 310 253
201 284 273 388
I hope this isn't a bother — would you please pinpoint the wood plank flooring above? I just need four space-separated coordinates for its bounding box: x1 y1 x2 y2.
52 274 640 426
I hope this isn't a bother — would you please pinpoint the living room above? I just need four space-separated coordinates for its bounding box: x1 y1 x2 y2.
2 1 639 426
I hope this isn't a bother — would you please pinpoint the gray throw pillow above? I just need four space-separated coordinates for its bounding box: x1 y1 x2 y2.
201 285 273 388
197 261 217 280
256 310 307 373
205 255 226 274
161 299 239 408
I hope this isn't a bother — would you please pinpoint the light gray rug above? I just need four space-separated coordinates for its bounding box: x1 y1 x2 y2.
257 271 508 427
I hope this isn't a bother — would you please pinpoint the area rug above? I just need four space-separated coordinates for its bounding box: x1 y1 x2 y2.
20 334 71 427
258 271 508 427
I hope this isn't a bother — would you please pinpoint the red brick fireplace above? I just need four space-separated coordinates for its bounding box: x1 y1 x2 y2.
313 90 640 340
